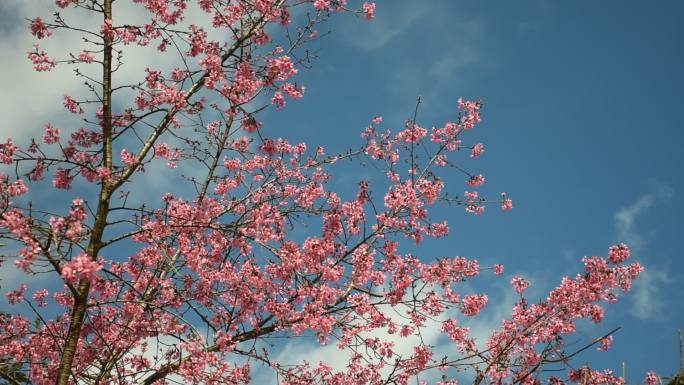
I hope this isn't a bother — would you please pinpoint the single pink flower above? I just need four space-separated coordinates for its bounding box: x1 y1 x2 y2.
363 2 376 19
471 143 484 158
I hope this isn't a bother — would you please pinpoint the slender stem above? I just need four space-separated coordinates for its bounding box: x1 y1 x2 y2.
410 96 421 186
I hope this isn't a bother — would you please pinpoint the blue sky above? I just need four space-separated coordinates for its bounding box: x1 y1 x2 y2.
0 0 682 383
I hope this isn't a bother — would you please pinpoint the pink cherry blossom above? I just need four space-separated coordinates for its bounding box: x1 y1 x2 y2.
52 168 74 189
6 284 27 304
100 19 115 42
55 0 76 8
0 138 17 164
501 192 513 211
646 371 661 385
27 45 56 72
471 142 484 158
272 91 286 109
63 95 82 113
32 289 49 307
597 335 613 351
510 275 530 293
120 149 137 166
242 115 262 132
267 55 298 83
7 180 29 197
467 174 485 187
461 294 488 316
363 2 376 19
60 253 103 284
42 123 61 144
30 17 51 39
608 243 630 264
78 51 95 63
313 0 333 11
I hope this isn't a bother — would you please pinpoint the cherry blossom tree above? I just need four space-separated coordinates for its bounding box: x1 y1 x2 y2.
0 1 655 385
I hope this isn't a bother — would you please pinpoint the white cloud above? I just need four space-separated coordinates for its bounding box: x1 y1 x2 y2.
0 1 173 140
0 1 248 200
270 301 449 376
630 266 672 320
0 259 36 293
339 1 429 51
615 195 653 251
428 45 479 82
380 12 486 107
613 182 673 320
0 0 237 136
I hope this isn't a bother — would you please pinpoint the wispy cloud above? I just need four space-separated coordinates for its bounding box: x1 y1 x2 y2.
339 1 429 51
0 0 230 140
630 266 672 320
613 182 673 320
0 1 240 203
615 182 672 248
380 11 486 108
